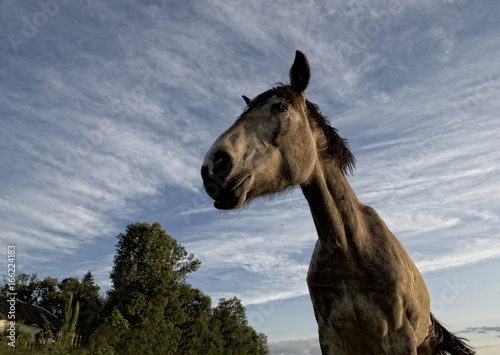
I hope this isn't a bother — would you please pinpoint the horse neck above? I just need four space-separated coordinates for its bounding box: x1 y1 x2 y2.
300 155 364 252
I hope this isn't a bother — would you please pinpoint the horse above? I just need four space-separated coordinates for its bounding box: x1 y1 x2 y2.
201 50 474 354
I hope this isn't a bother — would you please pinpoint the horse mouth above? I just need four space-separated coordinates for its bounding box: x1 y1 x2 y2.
213 175 252 210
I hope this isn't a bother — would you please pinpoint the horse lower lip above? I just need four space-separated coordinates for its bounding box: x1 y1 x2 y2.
214 176 251 209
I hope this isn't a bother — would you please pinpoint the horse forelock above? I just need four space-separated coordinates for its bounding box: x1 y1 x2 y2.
242 84 302 114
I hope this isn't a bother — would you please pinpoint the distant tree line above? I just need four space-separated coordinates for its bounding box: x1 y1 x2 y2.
2 222 269 354
1 270 102 337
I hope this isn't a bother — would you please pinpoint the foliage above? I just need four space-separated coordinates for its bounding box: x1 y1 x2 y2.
174 284 225 354
1 222 269 354
89 308 130 354
1 270 103 337
90 222 269 354
212 297 270 354
91 222 204 353
56 292 81 347
1 272 39 303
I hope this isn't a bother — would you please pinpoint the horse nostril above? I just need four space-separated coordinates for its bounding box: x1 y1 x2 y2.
212 151 233 183
201 150 234 200
201 165 210 185
202 150 233 200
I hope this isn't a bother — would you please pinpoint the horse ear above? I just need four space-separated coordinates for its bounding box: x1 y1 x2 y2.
289 50 310 94
242 95 251 105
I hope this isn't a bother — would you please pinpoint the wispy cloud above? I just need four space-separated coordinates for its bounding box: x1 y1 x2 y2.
1 0 500 346
184 194 315 304
415 239 500 274
461 326 500 335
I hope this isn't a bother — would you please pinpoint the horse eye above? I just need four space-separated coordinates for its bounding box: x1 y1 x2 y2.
279 103 289 112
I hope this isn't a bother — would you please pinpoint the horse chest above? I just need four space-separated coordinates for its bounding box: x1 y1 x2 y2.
307 240 398 294
307 245 401 324
308 277 390 331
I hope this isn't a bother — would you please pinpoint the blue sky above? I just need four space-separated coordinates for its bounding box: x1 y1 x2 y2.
1 0 500 353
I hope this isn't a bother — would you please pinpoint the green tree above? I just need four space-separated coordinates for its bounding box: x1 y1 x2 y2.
1 272 39 303
36 276 60 315
61 291 74 332
93 222 201 353
59 271 100 302
108 222 200 313
212 297 270 354
1 273 61 315
1 271 103 338
89 222 269 354
174 284 224 354
59 271 103 334
90 308 131 354
59 291 80 347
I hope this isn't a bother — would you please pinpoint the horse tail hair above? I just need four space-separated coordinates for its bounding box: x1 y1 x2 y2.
429 313 475 354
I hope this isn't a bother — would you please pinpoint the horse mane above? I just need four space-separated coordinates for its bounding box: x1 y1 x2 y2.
243 85 355 176
305 100 356 176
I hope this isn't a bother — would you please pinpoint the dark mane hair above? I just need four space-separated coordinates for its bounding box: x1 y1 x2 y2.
243 85 356 175
306 100 356 175
242 84 297 113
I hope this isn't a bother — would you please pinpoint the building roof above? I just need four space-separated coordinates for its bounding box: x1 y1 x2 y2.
0 296 60 332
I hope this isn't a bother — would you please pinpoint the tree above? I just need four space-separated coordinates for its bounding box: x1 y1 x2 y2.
36 276 60 315
59 292 80 347
61 292 74 332
212 297 270 354
91 222 269 354
89 308 130 354
1 271 103 337
93 222 202 353
58 271 102 334
1 273 39 303
174 283 225 354
108 222 200 313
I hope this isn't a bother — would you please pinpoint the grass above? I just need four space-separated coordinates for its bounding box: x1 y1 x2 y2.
1 327 95 354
